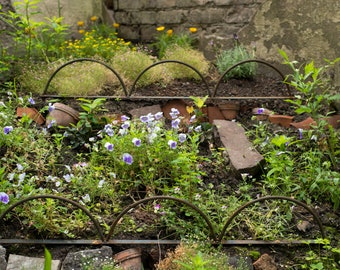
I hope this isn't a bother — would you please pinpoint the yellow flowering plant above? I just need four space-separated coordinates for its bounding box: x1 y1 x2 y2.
153 26 198 58
61 16 131 60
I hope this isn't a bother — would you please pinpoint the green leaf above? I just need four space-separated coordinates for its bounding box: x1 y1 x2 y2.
44 247 52 270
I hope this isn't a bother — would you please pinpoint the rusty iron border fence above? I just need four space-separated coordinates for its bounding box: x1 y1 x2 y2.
0 195 325 246
41 58 292 101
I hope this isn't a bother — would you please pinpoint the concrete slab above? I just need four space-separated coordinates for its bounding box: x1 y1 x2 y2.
213 120 264 177
7 254 61 270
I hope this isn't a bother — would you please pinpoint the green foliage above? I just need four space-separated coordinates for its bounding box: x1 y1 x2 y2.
249 120 340 209
153 26 196 58
157 243 230 270
280 50 340 120
18 59 121 95
44 246 52 270
0 0 69 61
61 28 131 60
216 38 256 80
300 239 340 270
163 45 210 80
62 98 108 149
110 49 168 88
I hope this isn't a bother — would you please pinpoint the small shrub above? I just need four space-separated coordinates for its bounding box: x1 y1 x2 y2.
216 35 256 80
111 49 170 88
18 60 117 96
163 45 210 80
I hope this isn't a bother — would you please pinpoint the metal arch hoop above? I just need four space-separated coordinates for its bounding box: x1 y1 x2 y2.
106 195 217 242
0 194 105 242
218 195 325 242
129 60 211 97
213 59 291 97
42 58 128 96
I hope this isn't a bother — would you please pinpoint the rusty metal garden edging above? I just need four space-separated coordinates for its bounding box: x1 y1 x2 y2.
0 195 325 246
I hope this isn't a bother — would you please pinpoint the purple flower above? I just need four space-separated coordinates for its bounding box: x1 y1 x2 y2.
121 115 130 121
190 115 196 123
132 138 141 147
104 124 114 137
0 192 9 204
105 142 114 151
121 121 130 129
48 103 55 112
140 115 149 123
298 128 303 140
171 118 181 129
122 153 133 165
194 125 202 132
4 126 13 135
169 108 180 119
47 119 56 129
154 203 161 211
168 140 177 149
178 133 187 143
233 33 239 40
257 108 265 114
28 97 35 105
154 112 163 120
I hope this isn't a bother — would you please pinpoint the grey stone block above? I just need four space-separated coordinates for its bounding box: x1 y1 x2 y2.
213 120 264 177
61 246 113 270
6 254 61 270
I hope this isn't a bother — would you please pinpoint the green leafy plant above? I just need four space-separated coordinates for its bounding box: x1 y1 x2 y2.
61 18 131 60
216 35 256 80
300 238 340 270
153 26 197 58
280 49 340 120
62 98 108 149
0 0 69 61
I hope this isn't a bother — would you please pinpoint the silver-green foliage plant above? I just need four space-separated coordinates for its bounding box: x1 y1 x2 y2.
216 35 256 80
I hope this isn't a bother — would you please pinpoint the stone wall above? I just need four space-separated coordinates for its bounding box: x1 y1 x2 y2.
113 0 265 56
113 0 340 85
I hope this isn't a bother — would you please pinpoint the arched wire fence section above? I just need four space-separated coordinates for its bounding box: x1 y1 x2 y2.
0 195 326 246
218 195 325 243
129 60 211 97
42 58 128 97
106 195 217 242
0 194 105 242
213 59 291 97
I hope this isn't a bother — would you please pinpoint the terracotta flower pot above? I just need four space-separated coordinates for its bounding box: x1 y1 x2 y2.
161 99 190 122
46 103 79 127
206 106 225 123
113 248 143 270
218 102 240 120
290 117 316 130
16 107 45 125
268 114 294 128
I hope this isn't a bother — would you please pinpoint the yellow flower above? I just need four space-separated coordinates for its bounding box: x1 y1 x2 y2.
78 29 85 34
189 27 197 33
167 29 173 36
77 21 84 27
113 23 120 28
90 16 98 22
186 106 194 114
156 26 165 31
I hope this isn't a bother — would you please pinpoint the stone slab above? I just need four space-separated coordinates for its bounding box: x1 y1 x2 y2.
213 120 264 176
7 254 61 270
